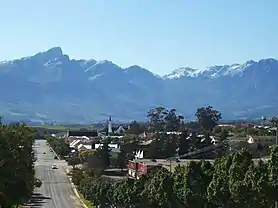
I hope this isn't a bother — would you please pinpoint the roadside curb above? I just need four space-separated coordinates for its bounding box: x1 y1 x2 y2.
65 168 89 208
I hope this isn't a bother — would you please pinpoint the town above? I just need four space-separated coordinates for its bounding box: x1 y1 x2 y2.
35 106 278 207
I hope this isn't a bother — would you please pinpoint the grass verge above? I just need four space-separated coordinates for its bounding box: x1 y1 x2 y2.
76 189 95 208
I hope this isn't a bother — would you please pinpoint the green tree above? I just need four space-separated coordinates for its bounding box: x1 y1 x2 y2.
164 108 184 132
68 153 80 168
0 122 36 207
178 130 190 155
244 160 272 208
116 148 127 170
142 169 176 208
128 120 144 135
214 128 230 157
71 168 84 186
46 136 70 158
173 161 213 208
268 145 278 207
207 155 232 207
228 149 253 207
269 116 278 127
96 141 111 169
111 179 139 208
78 149 97 163
147 106 168 132
195 106 222 132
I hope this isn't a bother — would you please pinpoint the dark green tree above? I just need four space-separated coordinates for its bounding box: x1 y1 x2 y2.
0 122 36 207
142 169 176 208
207 155 232 207
228 149 253 207
268 145 278 207
164 108 184 132
147 106 168 132
178 130 190 155
215 128 230 157
195 106 222 132
173 161 213 208
96 141 111 169
128 120 144 135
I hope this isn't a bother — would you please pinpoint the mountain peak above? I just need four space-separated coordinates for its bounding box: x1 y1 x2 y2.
31 47 64 62
44 47 63 57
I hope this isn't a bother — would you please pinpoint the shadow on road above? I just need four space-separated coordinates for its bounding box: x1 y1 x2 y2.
24 193 51 207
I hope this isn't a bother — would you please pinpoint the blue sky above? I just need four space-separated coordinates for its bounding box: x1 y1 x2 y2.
0 0 277 75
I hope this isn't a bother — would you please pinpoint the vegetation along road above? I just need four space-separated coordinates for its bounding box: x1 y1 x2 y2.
27 140 83 208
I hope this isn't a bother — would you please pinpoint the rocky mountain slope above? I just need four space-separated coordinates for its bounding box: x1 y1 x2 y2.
1 47 277 124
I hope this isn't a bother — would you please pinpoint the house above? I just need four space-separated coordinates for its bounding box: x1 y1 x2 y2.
70 140 81 149
93 143 121 157
127 160 162 179
247 135 276 146
114 125 126 134
77 144 92 151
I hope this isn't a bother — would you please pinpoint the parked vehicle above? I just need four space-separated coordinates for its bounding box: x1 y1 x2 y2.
52 164 57 169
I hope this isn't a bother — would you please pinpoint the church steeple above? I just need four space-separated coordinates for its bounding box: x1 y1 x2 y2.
108 116 112 134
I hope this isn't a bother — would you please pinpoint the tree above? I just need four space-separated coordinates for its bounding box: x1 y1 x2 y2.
71 168 84 186
269 116 278 127
214 128 229 157
173 161 213 208
178 130 190 155
110 179 138 208
78 149 97 164
164 108 184 132
68 153 80 168
96 141 111 169
116 149 127 170
268 145 278 206
207 155 232 207
147 107 184 133
128 120 144 135
46 136 70 158
228 149 253 207
142 168 176 207
0 122 36 207
244 160 272 208
147 106 168 132
195 106 222 132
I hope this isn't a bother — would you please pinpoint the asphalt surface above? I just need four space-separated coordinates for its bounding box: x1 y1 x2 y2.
27 140 82 208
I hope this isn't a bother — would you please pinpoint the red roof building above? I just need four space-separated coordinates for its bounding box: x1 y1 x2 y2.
127 160 162 179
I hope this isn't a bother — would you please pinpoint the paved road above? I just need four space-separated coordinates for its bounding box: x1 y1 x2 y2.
26 140 82 208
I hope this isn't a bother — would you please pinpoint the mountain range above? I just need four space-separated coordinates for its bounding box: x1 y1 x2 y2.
1 47 278 124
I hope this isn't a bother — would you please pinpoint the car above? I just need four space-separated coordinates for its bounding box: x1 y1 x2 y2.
51 164 57 169
50 149 53 152
43 152 46 154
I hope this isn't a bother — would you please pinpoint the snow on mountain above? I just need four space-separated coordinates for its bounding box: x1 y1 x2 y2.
163 59 276 79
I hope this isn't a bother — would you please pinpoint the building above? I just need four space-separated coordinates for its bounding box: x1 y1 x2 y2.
247 135 277 147
108 116 113 134
127 160 162 179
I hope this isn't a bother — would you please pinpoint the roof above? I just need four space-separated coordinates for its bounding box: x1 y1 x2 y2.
77 144 87 150
68 131 98 137
70 140 81 147
138 140 153 146
251 136 276 140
